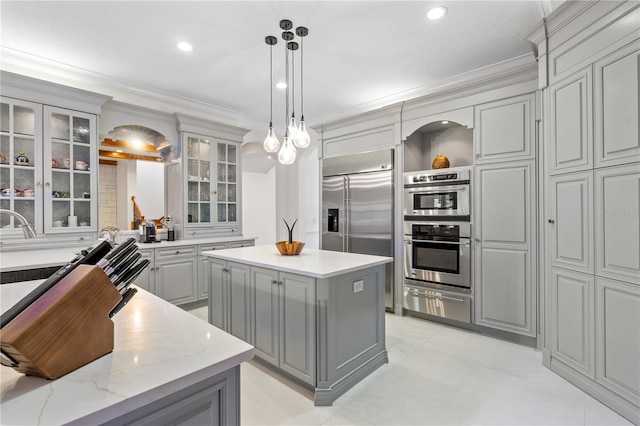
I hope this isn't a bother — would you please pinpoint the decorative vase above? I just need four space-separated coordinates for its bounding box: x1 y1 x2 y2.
432 154 450 169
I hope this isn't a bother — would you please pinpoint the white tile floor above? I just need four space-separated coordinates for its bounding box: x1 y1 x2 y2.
184 305 631 425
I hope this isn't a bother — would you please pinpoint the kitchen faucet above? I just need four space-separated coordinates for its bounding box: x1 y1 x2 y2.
0 209 37 239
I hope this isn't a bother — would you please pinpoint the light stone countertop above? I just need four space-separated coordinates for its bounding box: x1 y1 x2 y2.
0 236 256 272
0 279 254 425
203 244 393 279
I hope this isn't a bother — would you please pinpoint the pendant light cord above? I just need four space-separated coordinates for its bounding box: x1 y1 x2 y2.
269 44 273 126
290 44 295 117
285 42 289 130
300 36 304 119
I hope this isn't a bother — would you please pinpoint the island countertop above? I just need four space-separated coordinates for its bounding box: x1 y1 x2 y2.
0 280 254 425
202 244 393 279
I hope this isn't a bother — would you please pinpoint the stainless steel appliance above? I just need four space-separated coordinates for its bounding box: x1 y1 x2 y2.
403 167 471 221
403 221 471 291
402 166 473 323
322 149 395 311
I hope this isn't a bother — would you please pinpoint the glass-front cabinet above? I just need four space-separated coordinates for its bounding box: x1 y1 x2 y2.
0 96 98 236
0 98 42 233
44 106 97 233
184 133 239 229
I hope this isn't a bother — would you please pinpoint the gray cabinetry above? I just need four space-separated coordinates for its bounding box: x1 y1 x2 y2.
594 42 640 167
550 267 595 378
548 68 593 174
595 277 640 408
208 259 251 341
155 245 198 305
595 163 640 285
474 160 536 337
134 247 155 293
197 243 227 300
474 93 535 163
549 171 594 273
251 267 316 385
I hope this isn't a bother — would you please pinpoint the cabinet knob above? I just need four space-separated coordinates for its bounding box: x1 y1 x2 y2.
45 182 51 187
223 268 230 273
548 219 555 224
278 281 283 286
271 279 278 285
175 250 180 255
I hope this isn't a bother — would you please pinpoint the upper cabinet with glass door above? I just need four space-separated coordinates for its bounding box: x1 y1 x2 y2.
44 106 97 233
182 132 240 230
0 98 42 234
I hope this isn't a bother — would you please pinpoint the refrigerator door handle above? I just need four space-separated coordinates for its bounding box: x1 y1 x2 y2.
344 175 349 252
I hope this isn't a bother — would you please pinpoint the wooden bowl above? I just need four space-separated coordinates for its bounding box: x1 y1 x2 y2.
275 241 305 256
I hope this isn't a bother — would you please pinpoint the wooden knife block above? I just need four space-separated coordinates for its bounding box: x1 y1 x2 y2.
0 265 122 379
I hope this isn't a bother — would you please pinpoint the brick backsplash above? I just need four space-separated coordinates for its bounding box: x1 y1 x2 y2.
99 163 118 229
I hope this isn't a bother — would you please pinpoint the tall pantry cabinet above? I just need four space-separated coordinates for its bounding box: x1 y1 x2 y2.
527 1 639 423
473 93 538 339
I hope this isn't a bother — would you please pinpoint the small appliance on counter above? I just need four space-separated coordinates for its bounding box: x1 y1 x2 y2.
143 220 156 243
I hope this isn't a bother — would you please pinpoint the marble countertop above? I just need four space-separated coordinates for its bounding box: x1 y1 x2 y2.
202 245 393 279
0 279 254 425
0 236 256 272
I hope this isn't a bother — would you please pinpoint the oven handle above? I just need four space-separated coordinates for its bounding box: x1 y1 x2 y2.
404 239 470 246
406 288 465 302
404 185 469 193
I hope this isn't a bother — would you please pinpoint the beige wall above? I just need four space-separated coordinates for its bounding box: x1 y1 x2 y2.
99 163 117 229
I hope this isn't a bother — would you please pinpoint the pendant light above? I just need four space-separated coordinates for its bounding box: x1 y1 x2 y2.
293 26 310 149
264 19 310 164
278 22 297 164
263 36 280 153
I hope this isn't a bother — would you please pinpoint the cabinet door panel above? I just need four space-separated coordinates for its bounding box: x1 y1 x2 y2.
595 164 640 284
208 258 228 330
548 69 593 174
133 249 155 294
476 163 531 247
251 267 279 365
596 277 640 405
476 248 530 331
549 171 594 273
474 94 534 163
550 268 595 378
595 43 640 167
280 272 315 385
228 262 250 341
156 258 197 305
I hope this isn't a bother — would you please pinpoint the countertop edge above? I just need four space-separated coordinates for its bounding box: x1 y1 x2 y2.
202 248 392 279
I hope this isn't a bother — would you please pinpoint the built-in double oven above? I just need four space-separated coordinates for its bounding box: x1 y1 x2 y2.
402 167 473 323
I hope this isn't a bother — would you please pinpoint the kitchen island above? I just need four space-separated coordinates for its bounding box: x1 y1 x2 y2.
0 280 254 425
202 244 392 406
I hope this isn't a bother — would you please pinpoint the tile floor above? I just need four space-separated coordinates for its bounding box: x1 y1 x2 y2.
184 305 631 425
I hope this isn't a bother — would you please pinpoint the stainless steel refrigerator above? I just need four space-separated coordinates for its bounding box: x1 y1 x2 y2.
322 149 395 311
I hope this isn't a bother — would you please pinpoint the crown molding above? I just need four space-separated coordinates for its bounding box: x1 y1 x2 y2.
0 47 244 124
313 53 537 128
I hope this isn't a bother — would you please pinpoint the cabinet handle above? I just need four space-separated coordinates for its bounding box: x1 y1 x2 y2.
222 268 230 273
271 279 278 285
45 182 51 187
278 280 283 286
548 219 555 224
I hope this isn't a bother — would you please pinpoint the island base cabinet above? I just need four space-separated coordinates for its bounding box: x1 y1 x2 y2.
155 255 198 305
251 267 316 385
314 266 387 406
104 365 241 426
208 259 250 341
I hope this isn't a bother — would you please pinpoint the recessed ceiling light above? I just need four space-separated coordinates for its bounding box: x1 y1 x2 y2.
177 42 193 52
427 6 447 20
276 82 287 89
441 120 449 124
116 149 123 153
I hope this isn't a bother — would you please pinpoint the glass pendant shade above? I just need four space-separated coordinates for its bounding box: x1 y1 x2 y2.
278 133 297 165
287 115 298 139
294 119 311 148
263 124 280 153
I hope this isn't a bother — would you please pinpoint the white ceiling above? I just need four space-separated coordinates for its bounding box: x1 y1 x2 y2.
0 1 562 136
